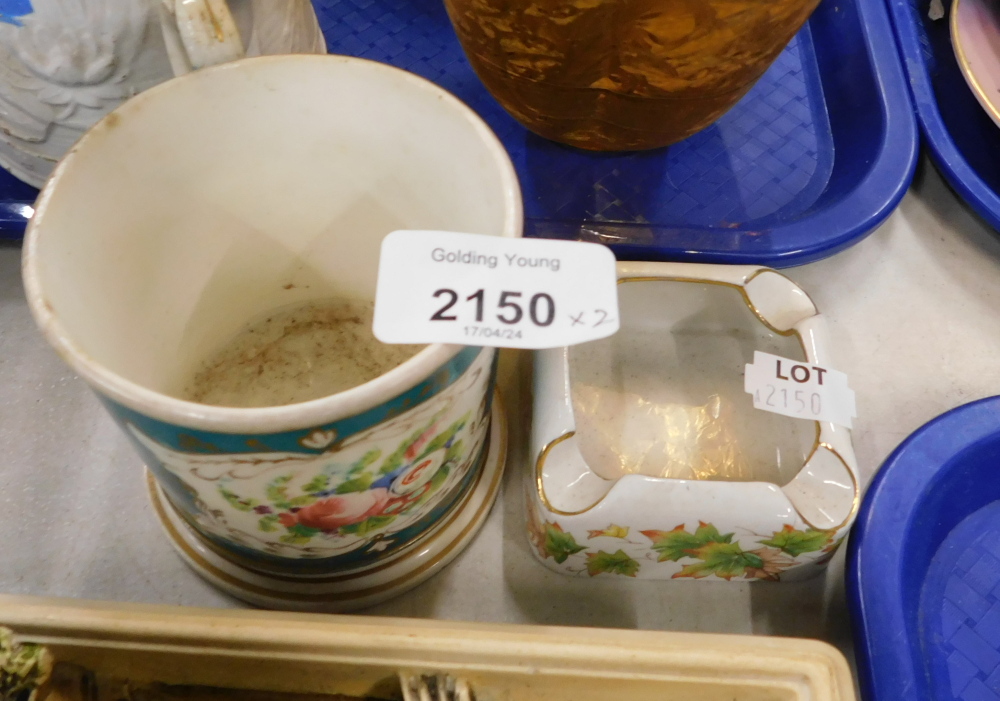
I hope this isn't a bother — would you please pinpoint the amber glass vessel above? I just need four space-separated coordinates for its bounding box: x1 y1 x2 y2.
443 0 821 151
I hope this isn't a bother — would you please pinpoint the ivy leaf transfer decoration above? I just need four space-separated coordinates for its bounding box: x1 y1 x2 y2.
759 525 835 557
642 522 734 562
586 550 641 577
544 523 587 564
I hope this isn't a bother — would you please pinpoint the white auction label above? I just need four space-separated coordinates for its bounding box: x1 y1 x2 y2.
744 351 856 428
373 230 619 349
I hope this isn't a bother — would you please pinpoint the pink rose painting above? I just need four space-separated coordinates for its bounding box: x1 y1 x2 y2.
279 488 390 531
227 413 474 549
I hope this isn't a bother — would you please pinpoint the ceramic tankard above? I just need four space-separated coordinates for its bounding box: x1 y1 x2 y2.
0 0 326 187
23 54 522 610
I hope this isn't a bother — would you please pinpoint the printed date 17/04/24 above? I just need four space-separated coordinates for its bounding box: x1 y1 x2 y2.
463 325 523 340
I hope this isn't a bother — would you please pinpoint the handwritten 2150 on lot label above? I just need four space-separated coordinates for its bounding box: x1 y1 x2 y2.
743 351 857 428
374 230 619 349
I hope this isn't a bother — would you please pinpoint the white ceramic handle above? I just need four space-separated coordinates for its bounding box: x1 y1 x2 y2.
159 0 245 77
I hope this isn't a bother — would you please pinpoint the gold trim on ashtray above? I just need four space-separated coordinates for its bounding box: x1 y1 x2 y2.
792 439 860 534
742 268 820 336
619 269 818 339
534 431 591 516
535 272 831 519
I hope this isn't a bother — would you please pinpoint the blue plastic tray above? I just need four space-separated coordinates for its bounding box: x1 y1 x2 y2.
319 0 915 267
848 397 1000 701
0 174 37 241
884 0 1000 231
0 0 917 266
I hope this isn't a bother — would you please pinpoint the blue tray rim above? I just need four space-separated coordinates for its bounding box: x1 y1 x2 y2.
521 0 918 269
882 0 1000 231
710 0 917 267
847 395 1000 701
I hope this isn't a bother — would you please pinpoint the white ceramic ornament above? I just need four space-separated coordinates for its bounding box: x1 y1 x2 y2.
0 0 326 188
528 262 859 582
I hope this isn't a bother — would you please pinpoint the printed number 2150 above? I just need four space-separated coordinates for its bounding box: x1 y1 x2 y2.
430 288 555 326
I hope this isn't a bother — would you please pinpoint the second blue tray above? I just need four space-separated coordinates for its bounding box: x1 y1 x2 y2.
0 0 917 267
849 397 1000 701
884 0 1000 231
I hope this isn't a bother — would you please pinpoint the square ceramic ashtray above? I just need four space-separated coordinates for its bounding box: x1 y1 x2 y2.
529 262 859 581
0 594 855 701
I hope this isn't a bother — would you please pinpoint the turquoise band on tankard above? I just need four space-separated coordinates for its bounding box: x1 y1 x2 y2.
103 347 496 574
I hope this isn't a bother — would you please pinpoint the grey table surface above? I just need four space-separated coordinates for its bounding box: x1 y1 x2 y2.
2 157 999 667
